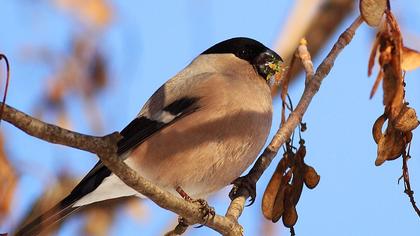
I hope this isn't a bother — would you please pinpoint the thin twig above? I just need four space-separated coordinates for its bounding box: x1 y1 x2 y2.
290 226 296 236
0 54 10 124
297 38 314 83
402 145 420 218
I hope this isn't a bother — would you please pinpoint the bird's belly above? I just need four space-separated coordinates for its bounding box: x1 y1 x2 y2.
127 140 254 198
128 110 271 198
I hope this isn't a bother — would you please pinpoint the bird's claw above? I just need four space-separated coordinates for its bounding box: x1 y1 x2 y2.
192 199 215 227
229 176 257 206
176 186 215 226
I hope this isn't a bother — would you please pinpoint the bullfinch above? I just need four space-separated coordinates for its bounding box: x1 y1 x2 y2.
16 37 282 235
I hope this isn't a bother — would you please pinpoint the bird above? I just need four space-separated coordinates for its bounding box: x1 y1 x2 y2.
15 37 282 235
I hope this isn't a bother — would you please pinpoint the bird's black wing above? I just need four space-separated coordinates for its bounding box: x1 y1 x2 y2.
15 97 199 236
117 97 199 155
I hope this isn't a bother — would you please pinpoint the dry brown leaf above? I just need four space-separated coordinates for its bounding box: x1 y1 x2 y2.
402 47 420 71
360 0 388 27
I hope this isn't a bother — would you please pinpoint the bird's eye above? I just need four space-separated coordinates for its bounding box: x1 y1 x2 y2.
240 49 249 58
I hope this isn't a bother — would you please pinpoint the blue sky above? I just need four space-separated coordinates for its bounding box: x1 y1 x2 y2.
1 1 419 235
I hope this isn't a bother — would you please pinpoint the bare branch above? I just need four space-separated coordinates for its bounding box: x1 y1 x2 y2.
226 196 246 220
297 38 315 83
1 103 112 154
402 147 420 217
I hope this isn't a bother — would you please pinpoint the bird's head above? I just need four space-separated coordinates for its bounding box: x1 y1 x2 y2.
202 37 283 83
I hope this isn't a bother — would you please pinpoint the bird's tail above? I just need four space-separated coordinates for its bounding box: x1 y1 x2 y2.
14 195 81 236
15 161 110 235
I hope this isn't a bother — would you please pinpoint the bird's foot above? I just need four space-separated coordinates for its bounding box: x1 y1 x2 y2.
176 186 215 225
193 199 215 224
229 175 257 206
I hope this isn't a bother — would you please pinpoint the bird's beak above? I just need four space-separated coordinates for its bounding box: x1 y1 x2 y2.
267 59 286 84
255 50 284 83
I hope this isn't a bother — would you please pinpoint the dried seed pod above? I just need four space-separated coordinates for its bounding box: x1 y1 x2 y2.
376 128 405 166
303 165 320 189
289 174 304 206
404 131 413 143
360 0 388 27
401 46 420 71
271 170 293 222
296 141 306 160
271 183 286 223
282 185 298 228
262 173 282 220
368 34 380 77
372 114 387 144
289 144 305 206
262 158 288 220
377 12 404 120
394 105 419 132
282 205 298 228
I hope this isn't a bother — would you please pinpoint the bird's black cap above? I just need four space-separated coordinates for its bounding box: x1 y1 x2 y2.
201 37 282 65
202 37 283 80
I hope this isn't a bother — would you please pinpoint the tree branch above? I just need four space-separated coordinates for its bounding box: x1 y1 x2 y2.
1 104 112 155
164 219 189 236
